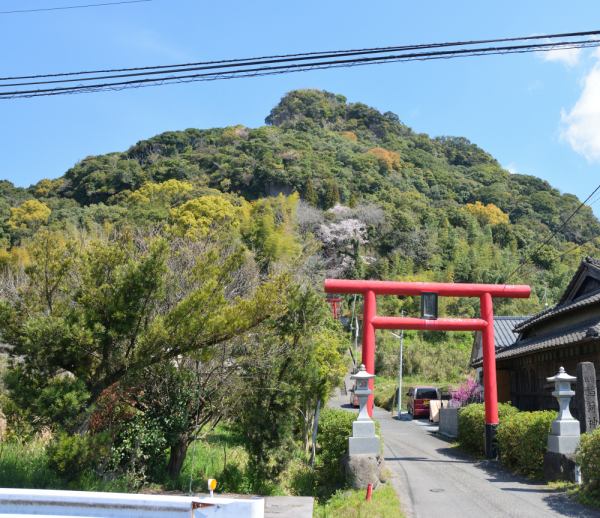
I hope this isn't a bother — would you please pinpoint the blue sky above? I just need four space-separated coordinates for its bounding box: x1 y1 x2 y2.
1 0 600 213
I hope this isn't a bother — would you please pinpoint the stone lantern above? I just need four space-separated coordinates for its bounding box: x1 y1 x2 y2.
345 364 384 490
349 364 380 455
543 366 581 482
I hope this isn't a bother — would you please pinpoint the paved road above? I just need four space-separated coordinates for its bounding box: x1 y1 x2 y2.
330 390 600 518
264 496 313 517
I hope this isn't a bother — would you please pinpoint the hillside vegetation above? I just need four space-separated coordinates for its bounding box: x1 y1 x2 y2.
0 90 595 306
0 89 597 496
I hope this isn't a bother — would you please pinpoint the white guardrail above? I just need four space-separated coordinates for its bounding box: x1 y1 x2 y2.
0 488 264 518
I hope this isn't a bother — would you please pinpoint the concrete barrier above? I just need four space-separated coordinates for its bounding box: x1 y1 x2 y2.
0 488 264 518
439 407 459 438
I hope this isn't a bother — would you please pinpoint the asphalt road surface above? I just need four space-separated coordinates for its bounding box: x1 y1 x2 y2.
330 390 600 518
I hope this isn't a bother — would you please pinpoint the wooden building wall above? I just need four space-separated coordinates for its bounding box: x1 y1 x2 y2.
497 342 600 415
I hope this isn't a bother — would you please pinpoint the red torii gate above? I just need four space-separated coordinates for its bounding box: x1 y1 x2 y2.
324 279 531 458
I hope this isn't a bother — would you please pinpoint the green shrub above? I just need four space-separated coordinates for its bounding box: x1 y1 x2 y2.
316 408 355 491
458 403 518 456
109 414 167 480
578 427 600 493
47 432 109 481
497 410 555 478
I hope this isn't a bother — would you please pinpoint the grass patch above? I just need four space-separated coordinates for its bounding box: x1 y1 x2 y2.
314 484 402 518
166 425 253 494
0 439 60 488
0 424 403 516
0 439 134 491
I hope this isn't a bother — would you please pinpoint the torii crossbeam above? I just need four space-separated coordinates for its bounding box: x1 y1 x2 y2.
324 279 531 458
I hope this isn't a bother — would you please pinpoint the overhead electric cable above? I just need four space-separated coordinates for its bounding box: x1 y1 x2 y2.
2 38 598 88
1 38 599 99
1 28 599 82
558 236 600 261
556 194 600 260
503 182 600 282
0 0 151 15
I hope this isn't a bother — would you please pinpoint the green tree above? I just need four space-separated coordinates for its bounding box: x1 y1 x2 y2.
233 286 345 487
321 180 340 209
304 178 318 206
8 199 51 232
0 228 287 430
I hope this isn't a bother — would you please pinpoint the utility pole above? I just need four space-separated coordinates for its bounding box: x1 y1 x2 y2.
391 311 404 418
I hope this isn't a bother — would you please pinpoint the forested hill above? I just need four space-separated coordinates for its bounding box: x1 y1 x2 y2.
2 89 599 310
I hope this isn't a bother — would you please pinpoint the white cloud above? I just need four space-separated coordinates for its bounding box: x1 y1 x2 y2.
504 163 520 175
539 47 581 67
561 62 600 162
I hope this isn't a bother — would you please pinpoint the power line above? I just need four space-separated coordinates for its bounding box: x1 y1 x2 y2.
2 38 599 99
503 182 600 282
556 193 600 260
0 0 151 15
558 236 600 261
2 28 599 81
2 38 598 89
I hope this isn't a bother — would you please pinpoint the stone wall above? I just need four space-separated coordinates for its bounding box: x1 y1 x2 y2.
439 407 459 438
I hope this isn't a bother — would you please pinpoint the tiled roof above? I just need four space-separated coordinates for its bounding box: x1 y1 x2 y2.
471 316 528 367
515 257 600 333
496 318 600 361
585 256 600 268
494 316 528 348
558 256 600 305
513 291 600 333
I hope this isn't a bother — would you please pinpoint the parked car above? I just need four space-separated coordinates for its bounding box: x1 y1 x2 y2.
407 386 440 418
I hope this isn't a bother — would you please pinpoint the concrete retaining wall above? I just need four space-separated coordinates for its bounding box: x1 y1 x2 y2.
439 407 459 438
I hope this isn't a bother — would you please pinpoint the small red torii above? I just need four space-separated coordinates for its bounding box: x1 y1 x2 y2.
324 278 531 458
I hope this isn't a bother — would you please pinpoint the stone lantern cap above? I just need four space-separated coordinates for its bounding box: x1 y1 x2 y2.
547 366 576 384
547 366 576 399
351 364 375 382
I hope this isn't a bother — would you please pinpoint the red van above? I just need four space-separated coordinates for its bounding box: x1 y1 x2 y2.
407 386 440 418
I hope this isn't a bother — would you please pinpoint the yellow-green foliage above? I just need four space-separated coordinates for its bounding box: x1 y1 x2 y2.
33 178 65 198
312 328 348 399
127 179 194 207
242 193 301 267
497 410 556 478
464 201 509 226
0 246 30 270
169 194 242 238
578 427 600 493
8 200 51 231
